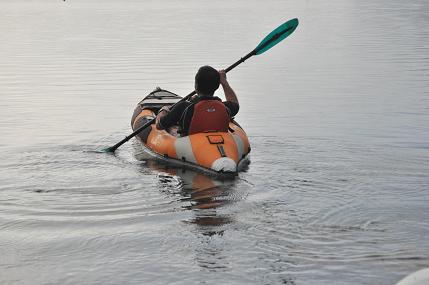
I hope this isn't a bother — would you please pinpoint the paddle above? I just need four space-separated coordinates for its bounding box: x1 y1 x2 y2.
101 18 298 153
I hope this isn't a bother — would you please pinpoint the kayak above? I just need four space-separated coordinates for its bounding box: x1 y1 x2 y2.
131 88 251 175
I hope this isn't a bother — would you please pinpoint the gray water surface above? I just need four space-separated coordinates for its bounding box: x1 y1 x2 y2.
1 0 429 284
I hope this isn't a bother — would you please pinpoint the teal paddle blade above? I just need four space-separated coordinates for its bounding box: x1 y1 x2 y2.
255 18 299 55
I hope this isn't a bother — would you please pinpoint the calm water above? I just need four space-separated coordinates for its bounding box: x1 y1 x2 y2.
1 0 428 284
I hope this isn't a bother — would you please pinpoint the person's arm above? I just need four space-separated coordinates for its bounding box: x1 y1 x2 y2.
219 70 239 107
155 106 170 130
156 101 188 130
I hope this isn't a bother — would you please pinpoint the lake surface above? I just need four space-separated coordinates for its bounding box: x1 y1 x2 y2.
1 0 428 284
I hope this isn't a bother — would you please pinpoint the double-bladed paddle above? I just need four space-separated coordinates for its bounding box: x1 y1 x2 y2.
101 18 298 153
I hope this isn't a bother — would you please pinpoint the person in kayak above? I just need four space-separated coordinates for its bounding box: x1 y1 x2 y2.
156 65 239 136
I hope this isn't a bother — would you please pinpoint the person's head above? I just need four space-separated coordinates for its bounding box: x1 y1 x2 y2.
194 65 220 96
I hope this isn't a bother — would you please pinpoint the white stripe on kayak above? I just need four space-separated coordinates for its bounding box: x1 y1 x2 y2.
175 136 197 164
232 133 245 159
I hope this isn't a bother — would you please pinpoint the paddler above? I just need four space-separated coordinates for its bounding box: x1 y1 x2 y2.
155 65 239 136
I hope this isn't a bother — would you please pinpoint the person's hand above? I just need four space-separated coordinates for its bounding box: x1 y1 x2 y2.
158 106 170 114
219 70 228 86
156 106 170 130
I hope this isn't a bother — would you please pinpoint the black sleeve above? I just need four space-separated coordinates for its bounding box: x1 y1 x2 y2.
159 101 190 130
223 101 239 117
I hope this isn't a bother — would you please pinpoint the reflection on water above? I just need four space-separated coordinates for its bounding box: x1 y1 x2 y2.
143 158 237 232
142 158 242 273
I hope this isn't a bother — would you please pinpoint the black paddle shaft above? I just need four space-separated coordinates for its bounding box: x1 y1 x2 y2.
225 50 256 73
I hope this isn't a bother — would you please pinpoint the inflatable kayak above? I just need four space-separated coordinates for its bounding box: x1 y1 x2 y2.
131 88 250 175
